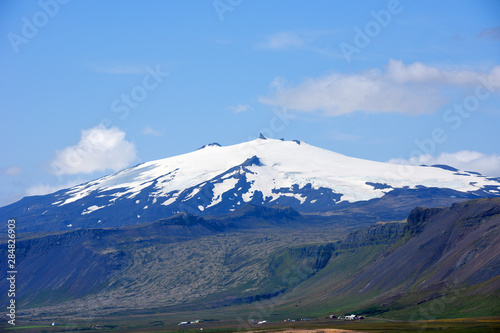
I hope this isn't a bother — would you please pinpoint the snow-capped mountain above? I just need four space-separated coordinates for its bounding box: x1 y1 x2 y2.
3 137 500 232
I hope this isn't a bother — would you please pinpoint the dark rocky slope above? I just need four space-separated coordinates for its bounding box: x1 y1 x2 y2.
270 197 500 319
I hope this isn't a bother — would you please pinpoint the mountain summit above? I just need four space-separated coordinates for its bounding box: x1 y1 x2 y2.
2 138 500 232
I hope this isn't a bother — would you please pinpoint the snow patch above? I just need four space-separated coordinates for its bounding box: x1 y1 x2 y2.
206 177 239 208
82 205 105 215
183 187 201 201
162 194 179 206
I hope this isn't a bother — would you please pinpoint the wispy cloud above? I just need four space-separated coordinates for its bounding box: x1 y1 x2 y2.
258 30 341 56
258 31 305 50
328 130 362 142
385 60 491 85
2 166 22 176
214 39 233 45
388 151 500 177
88 63 149 75
142 126 164 137
50 125 137 175
259 59 500 116
26 179 84 197
227 103 252 113
477 26 500 41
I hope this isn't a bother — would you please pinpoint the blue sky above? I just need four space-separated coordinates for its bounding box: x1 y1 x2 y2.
1 0 499 206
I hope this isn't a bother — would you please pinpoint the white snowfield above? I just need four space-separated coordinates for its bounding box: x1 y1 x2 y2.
58 138 499 209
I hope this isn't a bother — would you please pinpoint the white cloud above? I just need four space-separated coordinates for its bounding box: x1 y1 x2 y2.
26 179 84 197
142 126 164 137
385 60 487 85
227 104 252 113
388 151 500 177
259 59 500 116
2 166 22 176
258 31 304 50
51 125 137 175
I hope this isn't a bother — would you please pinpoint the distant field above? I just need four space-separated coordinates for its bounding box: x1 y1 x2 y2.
3 316 499 332
4 326 52 330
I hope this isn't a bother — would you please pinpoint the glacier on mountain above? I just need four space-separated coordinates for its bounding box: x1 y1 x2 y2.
56 137 500 208
2 137 500 231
